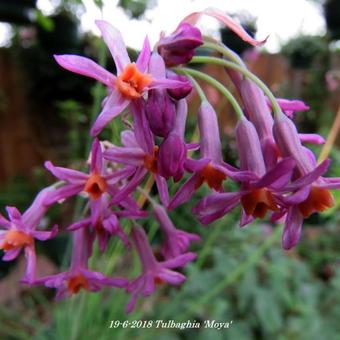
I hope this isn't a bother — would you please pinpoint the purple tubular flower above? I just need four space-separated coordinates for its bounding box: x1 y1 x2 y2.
266 97 310 118
273 112 340 249
158 99 188 182
145 52 176 137
54 21 184 136
32 228 127 298
45 139 135 208
125 225 196 313
169 101 256 210
193 118 296 225
104 102 169 206
166 71 192 100
153 203 200 259
67 193 145 252
157 22 203 67
0 188 58 284
239 78 278 168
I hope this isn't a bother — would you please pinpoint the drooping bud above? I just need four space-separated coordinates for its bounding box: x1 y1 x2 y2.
198 101 223 163
166 71 192 100
146 52 176 137
145 89 176 137
158 99 187 182
157 22 203 67
235 118 266 177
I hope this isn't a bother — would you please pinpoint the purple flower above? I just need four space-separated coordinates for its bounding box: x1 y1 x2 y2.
273 112 340 249
240 78 278 169
153 203 200 259
157 22 203 67
193 118 296 225
67 193 146 252
169 101 256 210
125 225 196 313
0 188 58 283
54 21 184 136
104 101 170 206
45 139 135 214
33 228 127 299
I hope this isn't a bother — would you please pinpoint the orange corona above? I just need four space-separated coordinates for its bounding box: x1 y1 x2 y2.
84 172 108 200
196 163 227 191
116 63 152 99
67 274 90 294
0 230 33 251
298 186 334 218
144 146 159 173
241 188 279 218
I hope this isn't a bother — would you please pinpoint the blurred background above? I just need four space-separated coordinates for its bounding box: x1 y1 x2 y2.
0 0 339 339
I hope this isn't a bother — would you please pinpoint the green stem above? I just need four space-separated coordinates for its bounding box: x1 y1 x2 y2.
202 41 245 67
190 56 282 116
175 67 244 119
186 74 207 101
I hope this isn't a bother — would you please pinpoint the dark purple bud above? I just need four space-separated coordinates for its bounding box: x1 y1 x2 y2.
158 133 186 182
166 71 192 100
158 99 188 182
145 89 176 137
157 23 203 67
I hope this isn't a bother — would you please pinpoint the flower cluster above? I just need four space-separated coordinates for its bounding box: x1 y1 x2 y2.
1 8 339 313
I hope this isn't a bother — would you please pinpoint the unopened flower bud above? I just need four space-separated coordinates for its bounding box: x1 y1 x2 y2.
166 71 192 100
158 23 203 67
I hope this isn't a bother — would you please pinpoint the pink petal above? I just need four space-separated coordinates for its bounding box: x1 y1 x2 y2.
24 245 37 285
44 184 83 205
282 206 304 250
0 213 10 229
162 252 197 269
121 130 139 147
90 91 129 136
158 269 186 285
168 173 201 210
45 161 88 183
95 20 130 73
110 167 147 205
67 218 91 231
54 55 115 87
181 7 268 46
155 174 169 206
104 146 145 166
90 139 104 173
3 248 21 261
299 133 325 145
136 36 151 72
32 225 58 241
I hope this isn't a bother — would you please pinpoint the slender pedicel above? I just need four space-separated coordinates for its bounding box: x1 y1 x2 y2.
189 56 282 116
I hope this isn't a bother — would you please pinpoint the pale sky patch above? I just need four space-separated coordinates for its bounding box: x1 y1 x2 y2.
0 0 326 52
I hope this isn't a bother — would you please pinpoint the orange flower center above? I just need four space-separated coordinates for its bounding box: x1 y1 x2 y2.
84 172 107 200
0 230 33 251
241 188 279 218
116 63 152 99
154 276 165 285
195 163 227 191
298 186 334 218
67 274 90 294
144 146 159 173
94 219 105 236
